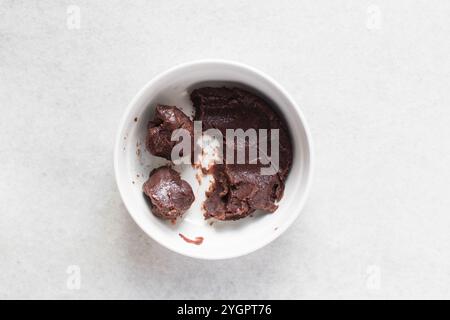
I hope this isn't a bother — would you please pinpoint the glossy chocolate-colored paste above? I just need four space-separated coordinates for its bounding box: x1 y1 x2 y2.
145 105 193 160
191 87 293 220
143 166 194 220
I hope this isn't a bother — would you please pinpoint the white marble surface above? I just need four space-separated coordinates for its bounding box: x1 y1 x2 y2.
1 0 450 299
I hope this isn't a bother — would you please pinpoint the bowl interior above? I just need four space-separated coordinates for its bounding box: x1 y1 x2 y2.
115 61 312 259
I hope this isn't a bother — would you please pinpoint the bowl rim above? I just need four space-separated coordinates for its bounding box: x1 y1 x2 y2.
114 59 314 259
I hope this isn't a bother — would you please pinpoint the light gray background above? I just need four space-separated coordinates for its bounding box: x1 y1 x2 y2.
1 0 450 299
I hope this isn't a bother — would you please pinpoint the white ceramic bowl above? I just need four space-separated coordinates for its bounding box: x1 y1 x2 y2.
114 60 313 259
